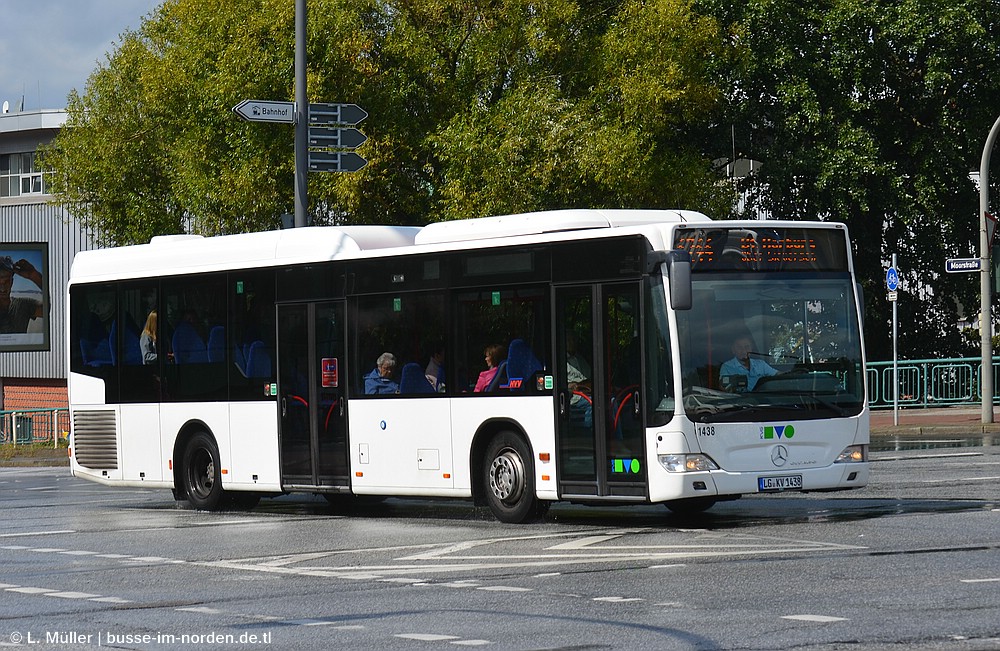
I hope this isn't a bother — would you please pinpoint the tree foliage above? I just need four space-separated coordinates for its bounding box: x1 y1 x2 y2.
45 0 734 244
699 0 1000 359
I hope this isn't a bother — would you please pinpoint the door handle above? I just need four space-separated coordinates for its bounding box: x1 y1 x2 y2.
559 391 566 416
281 397 287 418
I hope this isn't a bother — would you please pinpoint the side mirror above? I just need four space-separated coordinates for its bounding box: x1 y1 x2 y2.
667 250 692 311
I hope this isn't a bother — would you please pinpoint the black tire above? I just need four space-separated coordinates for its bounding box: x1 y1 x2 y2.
664 497 717 516
182 431 227 511
482 431 541 523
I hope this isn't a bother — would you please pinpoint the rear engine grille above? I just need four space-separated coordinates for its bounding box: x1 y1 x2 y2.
72 410 118 470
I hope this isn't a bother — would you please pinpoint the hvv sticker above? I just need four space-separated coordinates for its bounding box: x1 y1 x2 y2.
761 425 795 440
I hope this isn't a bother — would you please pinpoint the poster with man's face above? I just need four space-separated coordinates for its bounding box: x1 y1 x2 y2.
0 243 49 352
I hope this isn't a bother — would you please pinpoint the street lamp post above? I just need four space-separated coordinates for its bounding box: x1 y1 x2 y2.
980 114 1000 423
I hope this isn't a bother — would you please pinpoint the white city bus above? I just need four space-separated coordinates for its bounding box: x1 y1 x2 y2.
68 209 869 522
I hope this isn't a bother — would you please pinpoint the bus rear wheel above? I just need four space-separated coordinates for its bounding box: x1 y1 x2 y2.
182 431 227 511
483 432 542 523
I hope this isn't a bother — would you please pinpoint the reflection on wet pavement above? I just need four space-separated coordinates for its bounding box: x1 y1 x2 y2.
870 434 996 452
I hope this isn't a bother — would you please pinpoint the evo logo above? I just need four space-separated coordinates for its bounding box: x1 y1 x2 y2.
761 425 795 440
611 458 641 474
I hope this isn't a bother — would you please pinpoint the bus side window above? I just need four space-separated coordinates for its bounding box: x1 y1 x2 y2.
352 292 446 397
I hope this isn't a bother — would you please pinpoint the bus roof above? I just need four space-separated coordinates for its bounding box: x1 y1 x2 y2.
414 209 711 245
69 209 712 283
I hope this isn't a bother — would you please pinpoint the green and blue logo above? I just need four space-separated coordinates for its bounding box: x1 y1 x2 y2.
761 425 795 440
611 458 641 474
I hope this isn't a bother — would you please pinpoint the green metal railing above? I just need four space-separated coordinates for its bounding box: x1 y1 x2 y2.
866 357 997 409
0 409 70 447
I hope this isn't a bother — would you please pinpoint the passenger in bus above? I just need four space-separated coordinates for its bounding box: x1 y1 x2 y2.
474 344 505 392
364 352 399 394
566 334 593 427
425 343 445 392
139 310 158 364
719 335 778 391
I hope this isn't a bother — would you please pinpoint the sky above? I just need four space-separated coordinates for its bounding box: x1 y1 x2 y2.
0 0 162 112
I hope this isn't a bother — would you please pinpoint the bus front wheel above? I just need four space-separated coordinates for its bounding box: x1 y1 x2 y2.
483 432 541 523
182 431 227 511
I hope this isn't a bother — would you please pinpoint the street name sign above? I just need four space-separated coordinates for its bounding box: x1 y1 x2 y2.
308 103 368 126
308 151 368 173
945 257 983 273
307 127 367 150
233 99 295 123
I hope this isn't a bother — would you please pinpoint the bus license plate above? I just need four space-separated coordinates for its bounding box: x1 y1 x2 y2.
758 475 803 492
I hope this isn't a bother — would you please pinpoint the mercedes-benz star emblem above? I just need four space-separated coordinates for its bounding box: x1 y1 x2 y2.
771 445 788 467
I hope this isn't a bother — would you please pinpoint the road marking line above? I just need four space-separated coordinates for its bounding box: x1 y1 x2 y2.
396 634 461 641
47 591 100 599
452 640 491 646
782 614 847 623
7 587 54 594
0 530 75 538
478 586 532 592
961 577 1000 583
177 606 223 614
547 534 628 550
0 583 20 589
58 550 99 556
594 596 643 603
90 597 132 604
29 548 66 553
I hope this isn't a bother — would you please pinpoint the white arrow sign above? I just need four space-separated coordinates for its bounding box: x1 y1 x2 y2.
232 99 295 124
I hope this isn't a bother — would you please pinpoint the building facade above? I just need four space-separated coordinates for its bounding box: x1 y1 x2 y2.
1 108 96 411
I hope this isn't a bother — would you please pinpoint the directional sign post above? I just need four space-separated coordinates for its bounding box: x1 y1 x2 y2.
307 127 367 150
306 103 369 173
945 257 983 273
308 103 368 126
308 151 368 173
232 99 295 123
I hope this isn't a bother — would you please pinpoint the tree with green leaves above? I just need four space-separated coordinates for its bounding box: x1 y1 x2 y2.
43 0 736 246
700 0 1000 360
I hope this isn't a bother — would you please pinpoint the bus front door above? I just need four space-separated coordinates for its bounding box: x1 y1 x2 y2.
556 283 646 500
277 302 350 490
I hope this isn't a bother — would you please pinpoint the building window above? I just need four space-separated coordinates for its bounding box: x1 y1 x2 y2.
1 152 47 197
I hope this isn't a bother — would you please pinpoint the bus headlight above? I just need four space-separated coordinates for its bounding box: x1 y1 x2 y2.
835 445 867 463
658 454 719 473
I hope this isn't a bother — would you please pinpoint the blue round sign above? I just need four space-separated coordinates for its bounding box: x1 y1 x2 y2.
886 267 899 292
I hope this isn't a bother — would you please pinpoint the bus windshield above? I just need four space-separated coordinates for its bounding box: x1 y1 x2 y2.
676 274 865 423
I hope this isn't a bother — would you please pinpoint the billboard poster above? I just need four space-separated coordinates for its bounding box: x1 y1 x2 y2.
0 243 49 352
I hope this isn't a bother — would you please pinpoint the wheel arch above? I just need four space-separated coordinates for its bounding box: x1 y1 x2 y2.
171 419 218 496
469 417 533 506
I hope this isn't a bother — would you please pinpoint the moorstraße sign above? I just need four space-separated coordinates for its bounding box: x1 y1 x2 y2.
945 257 983 273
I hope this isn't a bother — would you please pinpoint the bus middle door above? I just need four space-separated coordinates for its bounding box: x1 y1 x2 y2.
277 301 350 491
